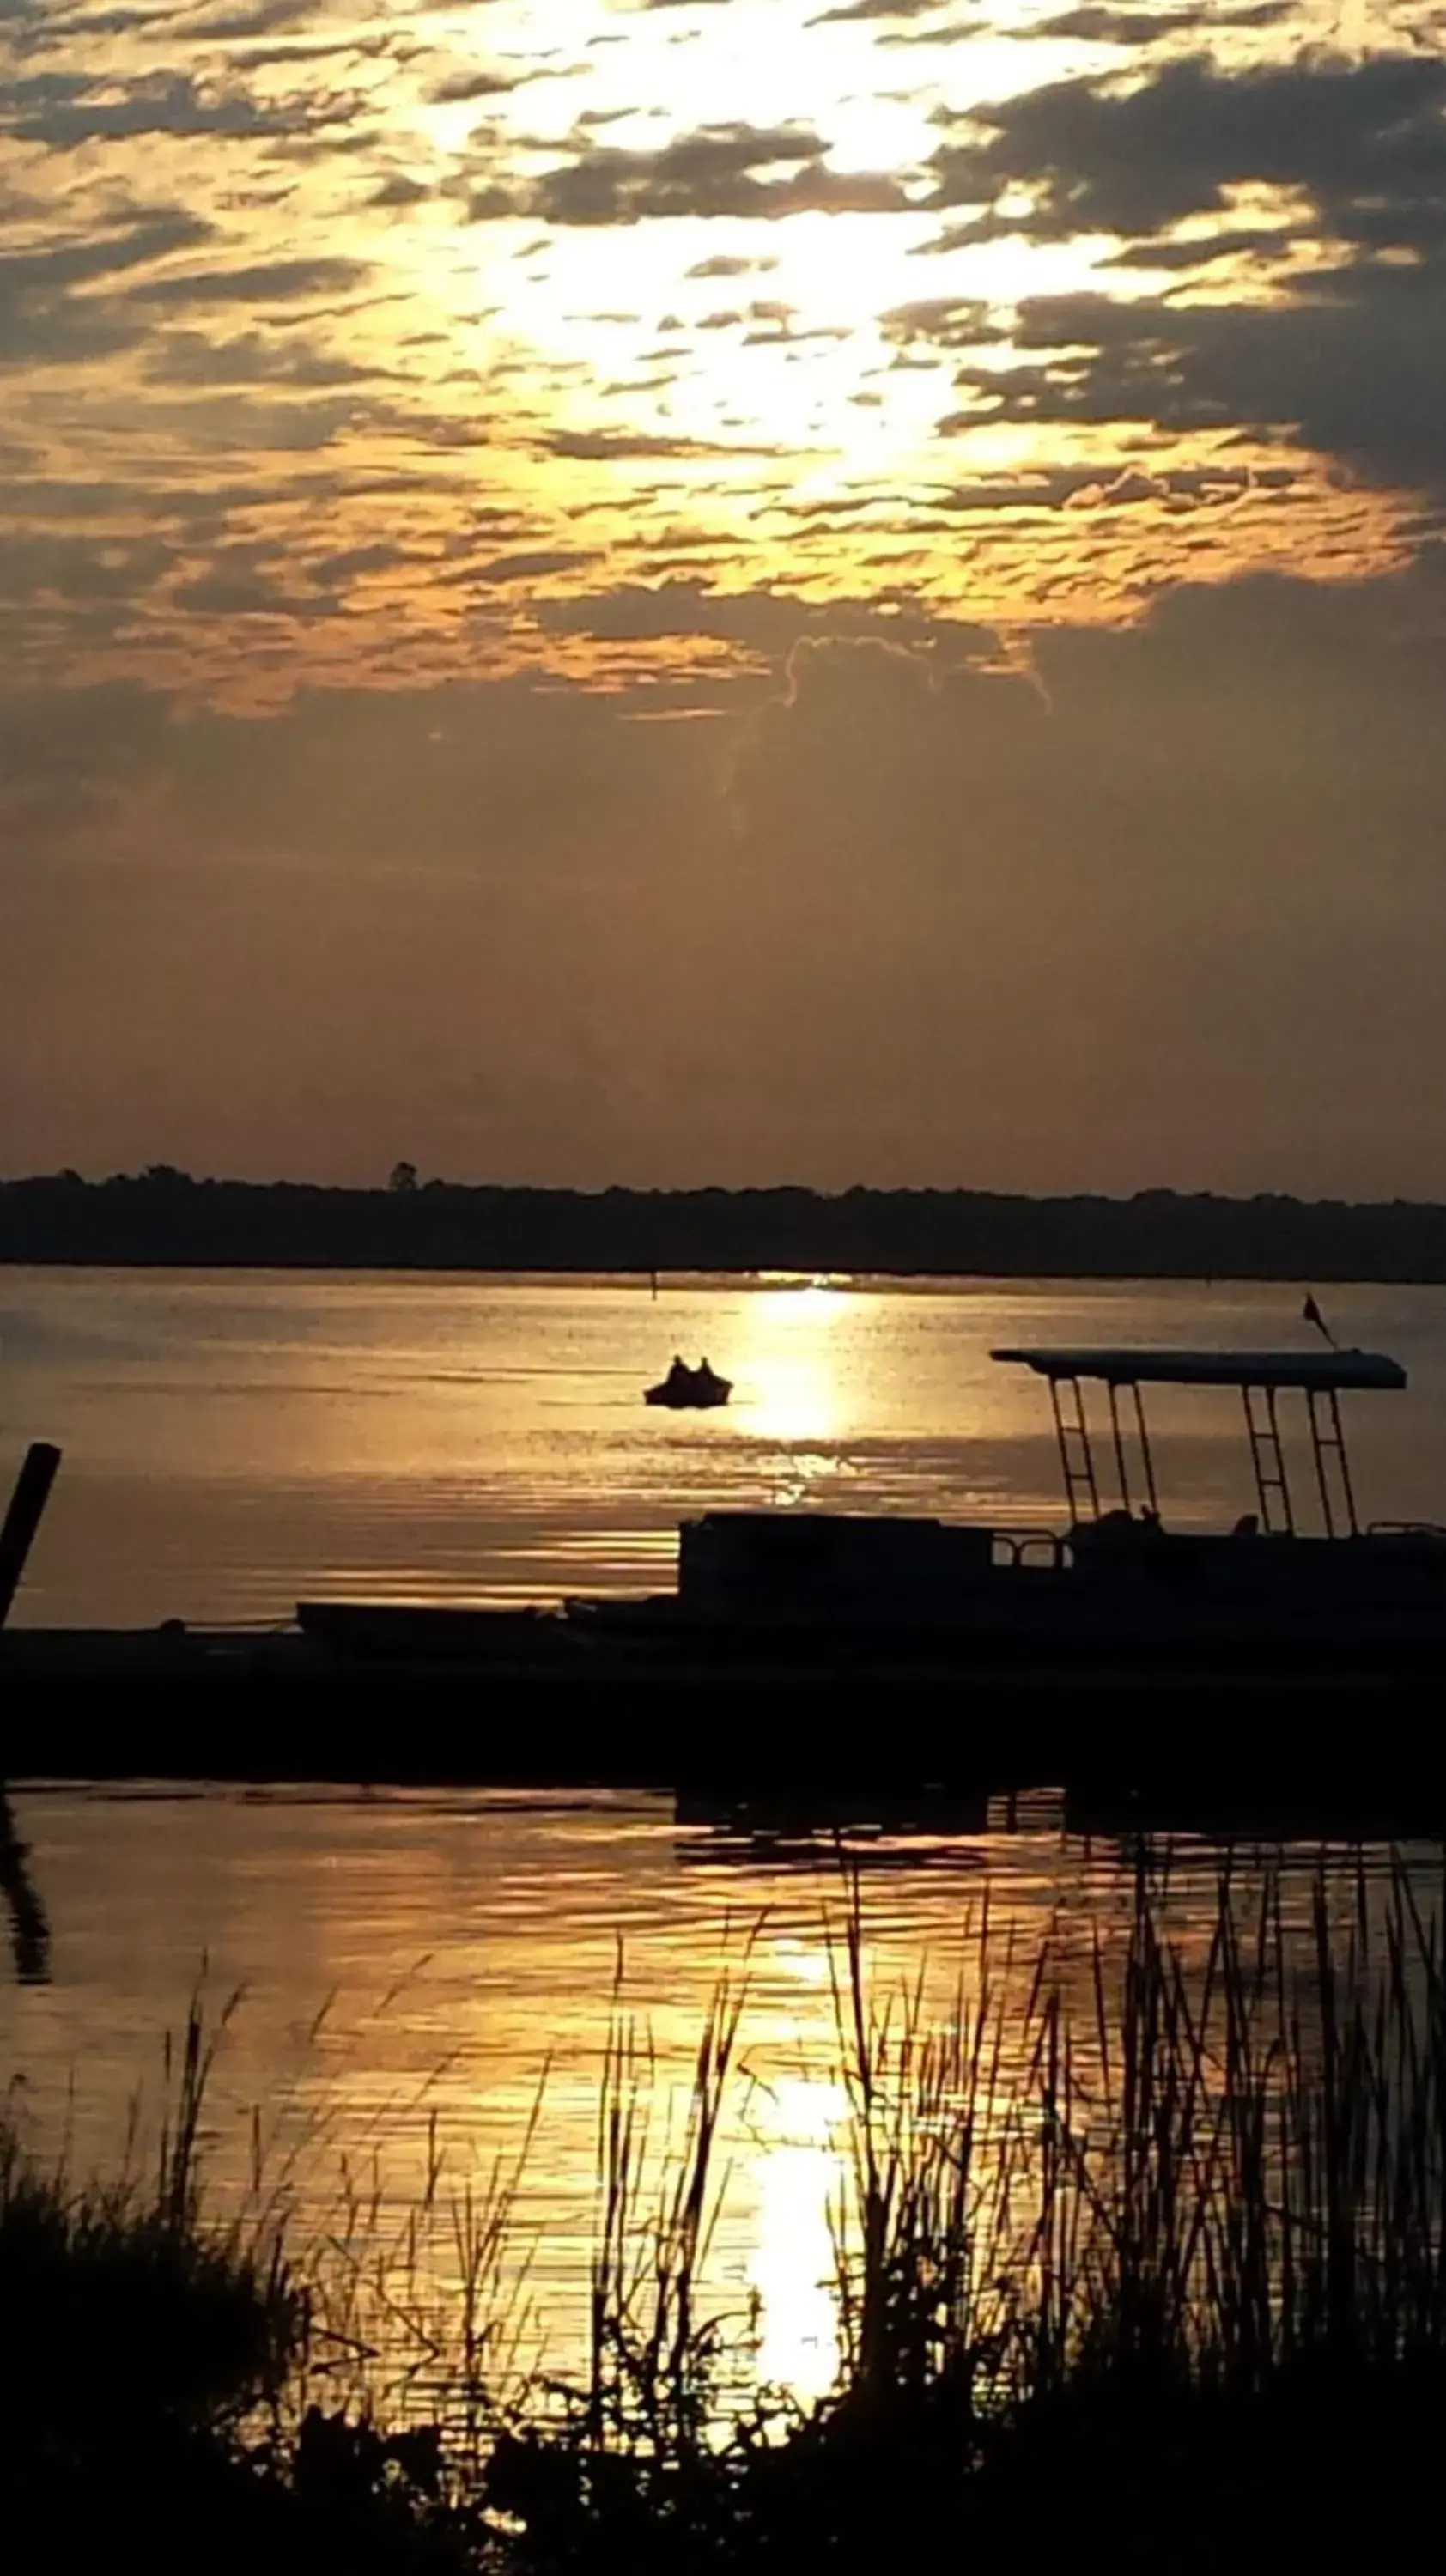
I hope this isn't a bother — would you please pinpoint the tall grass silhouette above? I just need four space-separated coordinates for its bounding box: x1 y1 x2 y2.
3 1850 1443 2567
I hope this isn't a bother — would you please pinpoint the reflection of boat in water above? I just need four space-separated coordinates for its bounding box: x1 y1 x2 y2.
644 1356 732 1410
674 1787 996 1850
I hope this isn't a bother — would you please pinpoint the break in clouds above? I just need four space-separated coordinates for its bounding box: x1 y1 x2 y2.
3 1 1446 1192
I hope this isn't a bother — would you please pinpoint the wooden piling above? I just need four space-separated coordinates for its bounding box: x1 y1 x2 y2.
0 1442 61 1629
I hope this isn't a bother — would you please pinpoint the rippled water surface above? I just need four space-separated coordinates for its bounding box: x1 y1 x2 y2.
6 1267 1446 1624
4 1784 1436 2407
3 1273 1445 2403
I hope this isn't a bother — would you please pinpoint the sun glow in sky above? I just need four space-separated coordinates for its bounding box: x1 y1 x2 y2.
4 0 1437 713
8 0 1446 1193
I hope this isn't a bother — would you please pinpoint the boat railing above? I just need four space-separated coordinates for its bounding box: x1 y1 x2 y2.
1365 1521 1446 1542
993 1529 1072 1572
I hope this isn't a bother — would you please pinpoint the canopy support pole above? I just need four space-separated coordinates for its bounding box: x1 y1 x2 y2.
1131 1383 1161 1516
1107 1382 1133 1512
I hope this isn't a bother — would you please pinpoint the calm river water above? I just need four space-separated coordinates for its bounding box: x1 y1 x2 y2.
3 1271 1445 2407
6 1267 1446 1624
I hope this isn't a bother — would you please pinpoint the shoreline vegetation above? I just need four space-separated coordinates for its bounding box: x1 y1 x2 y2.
9 1167 1446 1282
4 1860 1444 2569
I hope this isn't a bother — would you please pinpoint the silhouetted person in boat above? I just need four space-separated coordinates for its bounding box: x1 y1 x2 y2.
666 1354 690 1387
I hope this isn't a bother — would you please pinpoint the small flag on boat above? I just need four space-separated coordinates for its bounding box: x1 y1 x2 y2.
1303 1293 1337 1347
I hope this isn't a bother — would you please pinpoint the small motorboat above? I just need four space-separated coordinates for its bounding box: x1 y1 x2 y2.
645 1356 732 1411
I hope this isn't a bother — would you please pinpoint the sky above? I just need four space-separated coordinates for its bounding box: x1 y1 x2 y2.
3 0 1445 1194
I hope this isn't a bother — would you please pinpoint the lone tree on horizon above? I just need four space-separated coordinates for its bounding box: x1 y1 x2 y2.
388 1161 419 1194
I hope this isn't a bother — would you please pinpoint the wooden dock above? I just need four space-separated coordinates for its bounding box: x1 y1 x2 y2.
3 1622 1443 1834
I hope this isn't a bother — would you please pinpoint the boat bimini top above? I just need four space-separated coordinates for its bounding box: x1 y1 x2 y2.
991 1346 1408 1538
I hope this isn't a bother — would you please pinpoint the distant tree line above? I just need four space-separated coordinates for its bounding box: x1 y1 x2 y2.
4 1166 1446 1281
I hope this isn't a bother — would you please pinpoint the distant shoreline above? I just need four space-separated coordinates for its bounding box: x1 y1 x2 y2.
7 1172 1446 1285
4 1259 1446 1288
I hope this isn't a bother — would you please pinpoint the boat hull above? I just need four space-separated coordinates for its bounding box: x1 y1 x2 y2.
283 1592 1446 1702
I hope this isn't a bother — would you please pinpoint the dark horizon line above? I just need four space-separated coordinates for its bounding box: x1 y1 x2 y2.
9 1167 1446 1285
2 1167 1443 1212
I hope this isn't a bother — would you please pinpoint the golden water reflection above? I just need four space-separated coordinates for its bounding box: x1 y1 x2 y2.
1 1784 1430 2423
737 1282 852 1447
749 2075 849 2400
9 1271 1446 1625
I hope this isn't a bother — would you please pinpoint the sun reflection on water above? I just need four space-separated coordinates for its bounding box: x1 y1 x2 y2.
747 2074 848 2400
737 1283 854 1445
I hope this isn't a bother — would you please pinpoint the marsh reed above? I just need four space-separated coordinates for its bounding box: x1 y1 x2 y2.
4 1847 1444 2566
